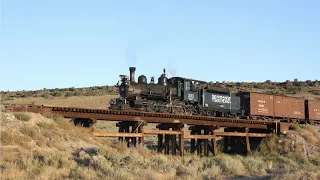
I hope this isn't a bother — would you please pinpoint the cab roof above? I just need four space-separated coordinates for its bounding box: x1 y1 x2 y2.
169 77 208 84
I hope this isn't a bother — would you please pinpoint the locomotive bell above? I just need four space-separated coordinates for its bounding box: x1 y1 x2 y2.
158 68 168 86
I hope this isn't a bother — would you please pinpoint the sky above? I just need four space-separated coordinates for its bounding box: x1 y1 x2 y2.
1 0 319 91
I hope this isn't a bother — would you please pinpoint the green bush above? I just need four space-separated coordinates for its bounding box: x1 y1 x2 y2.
312 91 320 95
65 92 74 97
53 91 63 97
14 112 31 122
42 94 49 99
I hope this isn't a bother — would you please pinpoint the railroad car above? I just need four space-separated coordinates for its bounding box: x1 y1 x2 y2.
109 67 320 124
305 100 320 122
239 92 305 122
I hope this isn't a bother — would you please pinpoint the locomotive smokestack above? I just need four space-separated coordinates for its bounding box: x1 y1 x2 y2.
129 67 136 82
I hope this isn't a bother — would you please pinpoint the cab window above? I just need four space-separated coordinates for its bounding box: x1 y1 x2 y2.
185 81 190 91
190 82 197 91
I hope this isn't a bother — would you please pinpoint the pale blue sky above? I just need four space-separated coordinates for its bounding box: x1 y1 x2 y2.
1 0 319 91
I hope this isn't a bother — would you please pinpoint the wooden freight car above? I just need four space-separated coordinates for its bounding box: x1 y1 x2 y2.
240 92 305 121
305 100 320 123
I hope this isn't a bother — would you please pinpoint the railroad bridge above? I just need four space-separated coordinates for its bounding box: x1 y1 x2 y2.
5 104 291 157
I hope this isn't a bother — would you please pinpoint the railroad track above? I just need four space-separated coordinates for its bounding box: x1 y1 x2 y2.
4 104 280 130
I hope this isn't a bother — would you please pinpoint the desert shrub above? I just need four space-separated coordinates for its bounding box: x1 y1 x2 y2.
68 87 75 91
14 112 31 122
37 121 57 130
65 92 74 97
242 156 267 175
73 91 81 96
290 124 306 132
53 91 63 97
1 131 15 145
309 157 320 166
201 165 222 180
257 134 280 157
273 156 299 171
0 131 31 146
272 170 320 180
210 155 246 176
20 126 45 146
114 170 134 180
41 94 49 99
68 167 99 180
44 113 63 121
312 91 320 95
1 104 7 112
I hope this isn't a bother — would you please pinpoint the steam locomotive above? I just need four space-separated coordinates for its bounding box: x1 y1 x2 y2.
109 67 243 118
108 67 320 124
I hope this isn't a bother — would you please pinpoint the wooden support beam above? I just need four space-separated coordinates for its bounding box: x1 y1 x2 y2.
165 135 169 154
172 135 177 155
224 137 229 153
213 135 217 156
184 132 271 139
191 139 203 154
139 126 144 147
179 134 184 156
245 128 251 154
92 132 143 137
204 139 208 156
158 134 163 153
143 129 182 135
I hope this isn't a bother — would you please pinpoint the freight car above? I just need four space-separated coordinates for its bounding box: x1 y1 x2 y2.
109 67 320 124
305 100 320 122
239 92 305 122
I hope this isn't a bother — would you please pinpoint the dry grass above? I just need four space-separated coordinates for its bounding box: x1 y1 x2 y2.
1 109 320 180
271 170 320 180
3 94 118 108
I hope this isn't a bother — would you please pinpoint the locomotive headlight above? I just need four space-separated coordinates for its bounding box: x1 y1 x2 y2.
119 75 129 80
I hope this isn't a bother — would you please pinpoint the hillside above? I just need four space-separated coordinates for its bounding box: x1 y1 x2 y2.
1 80 319 109
2 95 118 109
1 79 320 101
1 107 320 180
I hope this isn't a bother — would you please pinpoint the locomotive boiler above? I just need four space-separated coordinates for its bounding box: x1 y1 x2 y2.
110 67 182 112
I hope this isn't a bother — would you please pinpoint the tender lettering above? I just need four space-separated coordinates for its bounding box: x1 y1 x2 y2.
212 95 231 104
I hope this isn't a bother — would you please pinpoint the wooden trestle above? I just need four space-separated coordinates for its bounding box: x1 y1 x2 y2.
92 121 272 157
5 104 282 157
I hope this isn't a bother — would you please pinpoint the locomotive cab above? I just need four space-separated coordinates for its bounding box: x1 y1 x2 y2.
169 77 207 104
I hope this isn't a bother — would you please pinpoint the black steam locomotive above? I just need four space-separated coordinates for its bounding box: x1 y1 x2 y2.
109 67 243 118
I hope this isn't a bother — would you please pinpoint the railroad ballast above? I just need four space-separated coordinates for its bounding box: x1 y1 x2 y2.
109 67 320 124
